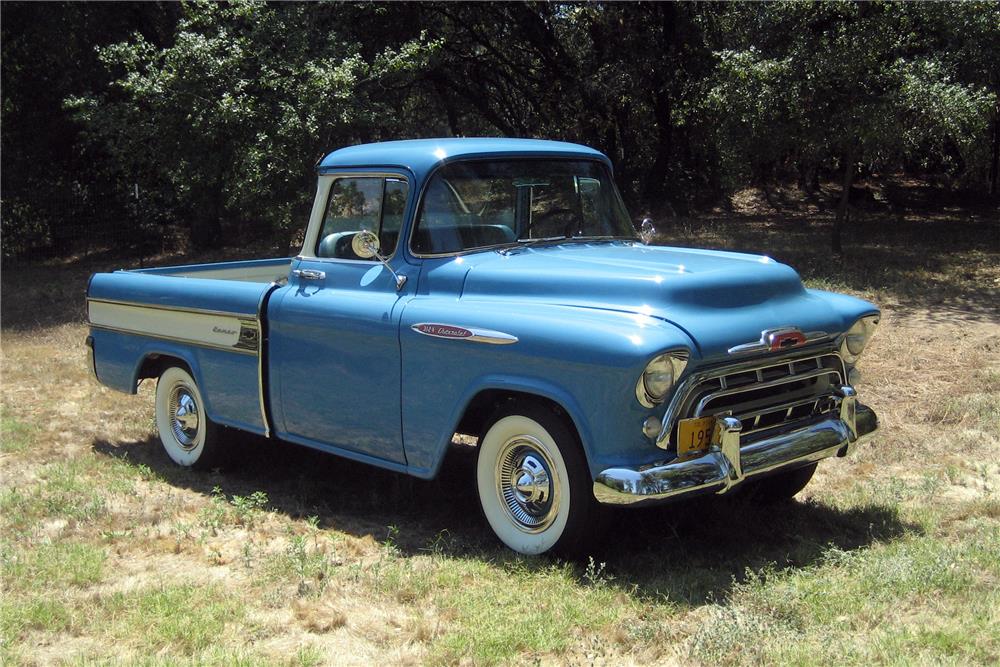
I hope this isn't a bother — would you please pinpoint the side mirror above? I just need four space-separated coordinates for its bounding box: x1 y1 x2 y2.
351 230 407 291
351 229 380 259
639 218 656 245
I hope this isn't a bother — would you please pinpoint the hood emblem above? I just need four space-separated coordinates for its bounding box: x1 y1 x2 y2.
411 323 518 345
728 327 826 356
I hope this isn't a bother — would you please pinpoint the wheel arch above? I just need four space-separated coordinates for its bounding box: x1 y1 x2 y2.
131 349 217 422
423 376 596 480
135 352 195 387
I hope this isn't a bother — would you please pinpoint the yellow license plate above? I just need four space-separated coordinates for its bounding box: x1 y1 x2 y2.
677 416 717 457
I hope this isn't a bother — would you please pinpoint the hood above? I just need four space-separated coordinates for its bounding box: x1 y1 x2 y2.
457 242 854 362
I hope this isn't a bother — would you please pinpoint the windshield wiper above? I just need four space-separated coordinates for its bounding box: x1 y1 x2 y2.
497 235 568 255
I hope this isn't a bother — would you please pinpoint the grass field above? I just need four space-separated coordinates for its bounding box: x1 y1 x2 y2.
2 178 998 665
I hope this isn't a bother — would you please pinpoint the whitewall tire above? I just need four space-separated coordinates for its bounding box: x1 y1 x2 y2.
477 403 600 556
155 366 224 469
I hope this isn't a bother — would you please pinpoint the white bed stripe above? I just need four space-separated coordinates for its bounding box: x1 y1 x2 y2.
88 301 257 353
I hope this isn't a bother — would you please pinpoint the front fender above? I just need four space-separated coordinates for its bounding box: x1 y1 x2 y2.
413 373 595 480
399 299 697 479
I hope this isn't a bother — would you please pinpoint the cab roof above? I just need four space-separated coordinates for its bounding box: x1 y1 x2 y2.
317 138 610 178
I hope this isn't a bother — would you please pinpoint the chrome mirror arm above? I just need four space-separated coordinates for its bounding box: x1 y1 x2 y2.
352 230 407 291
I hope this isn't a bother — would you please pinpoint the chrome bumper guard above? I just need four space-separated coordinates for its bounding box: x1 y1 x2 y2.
593 386 878 507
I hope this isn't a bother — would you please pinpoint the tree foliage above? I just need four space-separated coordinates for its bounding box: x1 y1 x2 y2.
2 0 997 256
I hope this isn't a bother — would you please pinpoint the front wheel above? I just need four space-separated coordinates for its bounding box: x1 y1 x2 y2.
476 402 601 556
155 366 226 469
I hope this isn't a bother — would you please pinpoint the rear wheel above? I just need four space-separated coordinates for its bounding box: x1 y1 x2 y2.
155 366 227 469
476 402 600 556
744 462 817 502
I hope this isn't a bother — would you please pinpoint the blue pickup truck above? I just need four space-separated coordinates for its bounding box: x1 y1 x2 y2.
86 138 879 555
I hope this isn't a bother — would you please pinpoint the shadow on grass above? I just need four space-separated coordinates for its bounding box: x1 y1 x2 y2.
93 431 919 606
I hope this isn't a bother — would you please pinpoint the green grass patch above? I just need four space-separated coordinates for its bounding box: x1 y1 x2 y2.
417 556 626 665
1 540 105 592
0 416 35 454
1 581 266 664
198 486 271 535
98 584 247 655
0 451 169 536
0 459 109 533
0 596 73 645
689 525 1000 665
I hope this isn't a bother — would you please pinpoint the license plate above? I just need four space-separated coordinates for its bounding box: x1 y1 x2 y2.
677 416 716 458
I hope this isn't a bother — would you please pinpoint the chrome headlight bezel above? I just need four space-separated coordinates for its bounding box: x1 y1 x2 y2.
636 350 689 408
839 315 880 366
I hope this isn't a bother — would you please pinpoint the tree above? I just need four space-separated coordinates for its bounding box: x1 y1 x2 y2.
4 1 996 258
707 2 996 253
1 1 178 256
68 1 439 250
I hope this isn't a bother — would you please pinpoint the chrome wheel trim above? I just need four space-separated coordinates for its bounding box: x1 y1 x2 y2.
168 385 200 450
495 435 560 533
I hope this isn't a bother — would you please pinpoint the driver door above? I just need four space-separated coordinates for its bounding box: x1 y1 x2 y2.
268 174 413 464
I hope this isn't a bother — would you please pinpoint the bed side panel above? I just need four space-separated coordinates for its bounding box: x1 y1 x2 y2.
88 272 268 315
89 329 265 434
87 271 274 436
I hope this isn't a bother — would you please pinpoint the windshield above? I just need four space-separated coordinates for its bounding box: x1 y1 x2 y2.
411 159 636 255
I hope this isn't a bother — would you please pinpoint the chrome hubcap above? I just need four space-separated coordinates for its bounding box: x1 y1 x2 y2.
496 436 559 533
169 386 200 449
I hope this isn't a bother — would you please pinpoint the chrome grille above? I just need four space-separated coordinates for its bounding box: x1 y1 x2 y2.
676 353 845 441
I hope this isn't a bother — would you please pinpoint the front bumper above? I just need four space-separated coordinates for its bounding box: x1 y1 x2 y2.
593 386 878 507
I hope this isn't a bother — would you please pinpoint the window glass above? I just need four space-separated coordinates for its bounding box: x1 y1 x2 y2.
320 177 382 238
316 176 409 259
380 178 408 255
411 160 634 255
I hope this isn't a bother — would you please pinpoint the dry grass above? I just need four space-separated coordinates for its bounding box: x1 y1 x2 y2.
1 178 998 665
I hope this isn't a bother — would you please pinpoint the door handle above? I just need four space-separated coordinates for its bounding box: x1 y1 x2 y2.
292 268 326 280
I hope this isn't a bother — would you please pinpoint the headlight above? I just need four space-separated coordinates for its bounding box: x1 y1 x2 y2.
840 315 879 365
636 351 689 408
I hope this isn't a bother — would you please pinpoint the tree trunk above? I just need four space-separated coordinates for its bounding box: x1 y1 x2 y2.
990 100 999 196
192 164 224 251
642 92 673 209
640 3 677 211
431 74 460 137
832 147 855 255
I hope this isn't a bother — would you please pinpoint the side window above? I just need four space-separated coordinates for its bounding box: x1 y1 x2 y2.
380 179 408 255
316 176 409 259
